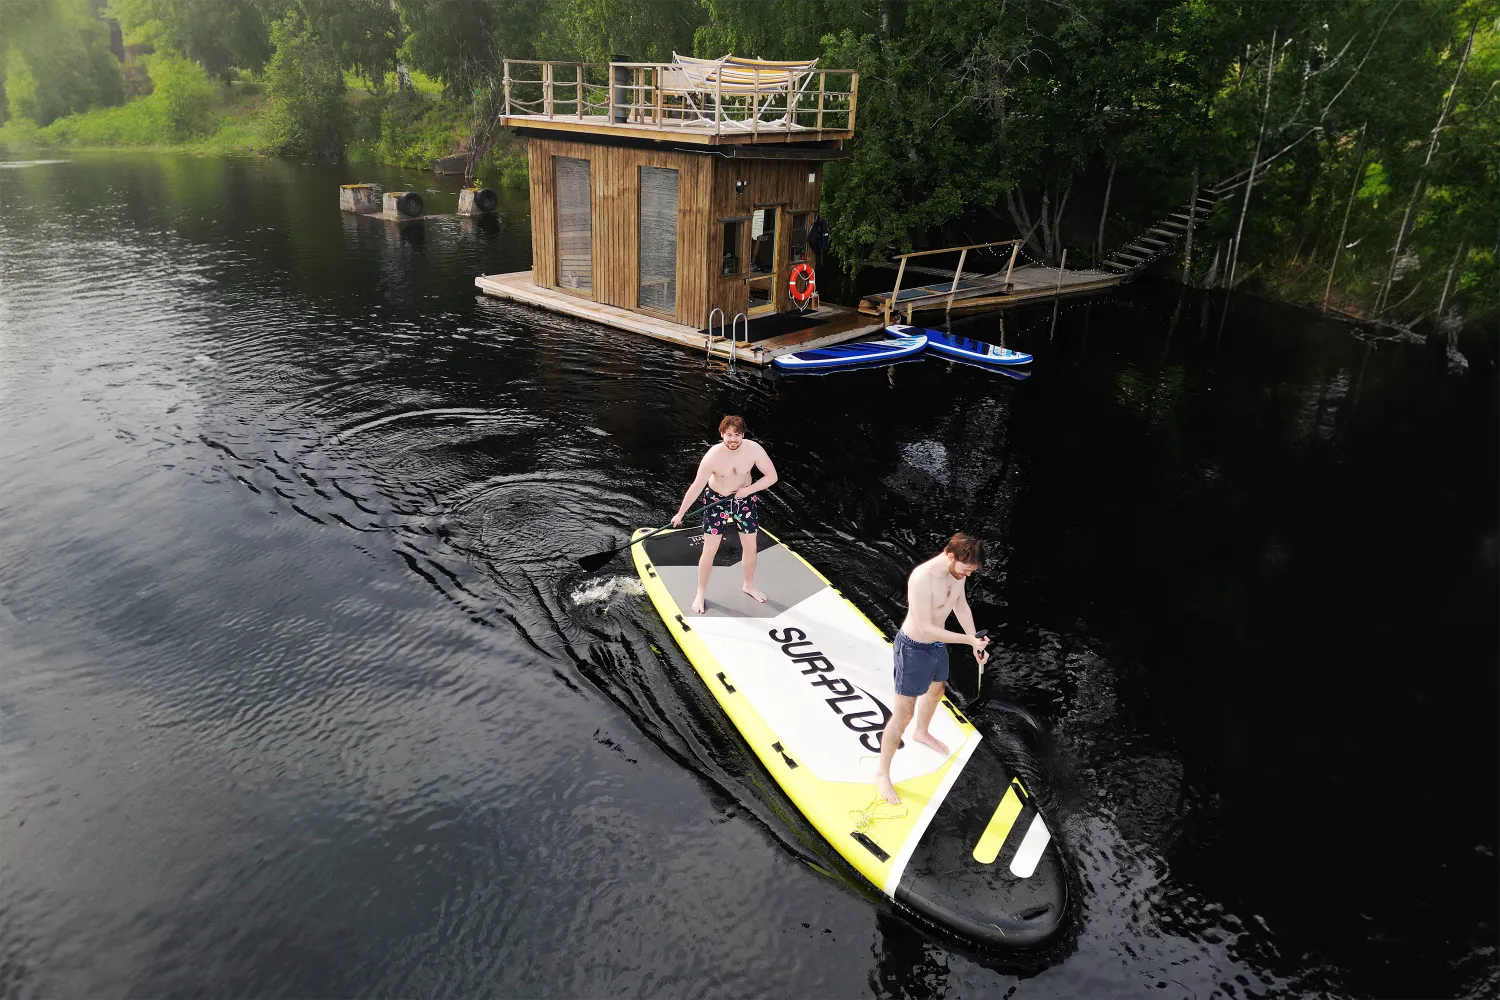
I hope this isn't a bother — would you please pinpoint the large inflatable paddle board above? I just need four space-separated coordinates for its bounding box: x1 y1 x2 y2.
632 527 1068 946
894 325 1033 366
772 331 927 371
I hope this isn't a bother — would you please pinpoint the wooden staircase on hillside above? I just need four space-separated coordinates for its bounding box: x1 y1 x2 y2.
1100 161 1278 277
1100 192 1221 275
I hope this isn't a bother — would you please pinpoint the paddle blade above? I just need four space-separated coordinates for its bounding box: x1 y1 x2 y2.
576 548 618 573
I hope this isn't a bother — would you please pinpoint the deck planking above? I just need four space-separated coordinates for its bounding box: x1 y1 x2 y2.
475 271 883 365
859 262 1127 319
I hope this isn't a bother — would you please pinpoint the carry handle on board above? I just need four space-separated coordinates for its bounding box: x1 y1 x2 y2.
576 494 739 573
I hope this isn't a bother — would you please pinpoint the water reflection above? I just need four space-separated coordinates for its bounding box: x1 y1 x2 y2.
1 151 1494 999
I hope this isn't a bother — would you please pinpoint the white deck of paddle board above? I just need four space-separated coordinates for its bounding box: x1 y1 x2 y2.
654 541 965 786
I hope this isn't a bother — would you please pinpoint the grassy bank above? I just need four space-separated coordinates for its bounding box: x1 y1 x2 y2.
0 60 528 188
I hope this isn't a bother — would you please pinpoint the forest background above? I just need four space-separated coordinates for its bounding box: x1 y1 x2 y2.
1 0 1495 335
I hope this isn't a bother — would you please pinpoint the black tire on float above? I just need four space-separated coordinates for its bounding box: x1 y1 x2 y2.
397 192 424 218
474 188 498 213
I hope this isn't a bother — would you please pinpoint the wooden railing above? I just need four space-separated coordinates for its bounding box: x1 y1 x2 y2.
501 60 858 135
883 241 1023 324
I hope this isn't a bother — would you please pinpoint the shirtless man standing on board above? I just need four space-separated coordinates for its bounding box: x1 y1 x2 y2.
874 533 990 805
671 415 779 615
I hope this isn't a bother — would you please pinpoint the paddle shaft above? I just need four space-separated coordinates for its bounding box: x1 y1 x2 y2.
578 492 745 570
974 628 990 697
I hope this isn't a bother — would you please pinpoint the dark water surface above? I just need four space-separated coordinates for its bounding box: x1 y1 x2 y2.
2 153 1495 999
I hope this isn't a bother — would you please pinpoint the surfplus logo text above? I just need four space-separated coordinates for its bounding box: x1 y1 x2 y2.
768 627 897 753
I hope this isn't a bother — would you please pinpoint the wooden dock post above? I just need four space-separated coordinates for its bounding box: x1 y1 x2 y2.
945 247 969 316
1003 242 1020 291
886 257 909 327
1054 250 1068 293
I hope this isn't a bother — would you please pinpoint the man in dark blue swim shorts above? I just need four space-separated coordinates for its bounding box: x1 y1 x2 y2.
874 533 990 805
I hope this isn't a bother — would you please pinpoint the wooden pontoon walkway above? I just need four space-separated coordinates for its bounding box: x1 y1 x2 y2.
475 272 884 366
860 262 1126 320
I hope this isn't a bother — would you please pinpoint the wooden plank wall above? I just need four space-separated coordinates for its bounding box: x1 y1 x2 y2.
525 137 713 328
707 159 824 321
527 141 557 288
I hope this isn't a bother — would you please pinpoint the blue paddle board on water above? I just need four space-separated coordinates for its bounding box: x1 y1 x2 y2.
894 326 1033 367
773 331 928 371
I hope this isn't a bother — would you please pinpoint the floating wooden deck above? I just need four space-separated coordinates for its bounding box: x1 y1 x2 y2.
475 271 884 365
860 262 1127 320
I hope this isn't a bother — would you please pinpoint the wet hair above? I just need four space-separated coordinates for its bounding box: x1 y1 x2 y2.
719 414 747 436
944 532 984 567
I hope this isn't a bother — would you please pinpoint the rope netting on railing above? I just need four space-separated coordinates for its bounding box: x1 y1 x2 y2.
501 58 855 131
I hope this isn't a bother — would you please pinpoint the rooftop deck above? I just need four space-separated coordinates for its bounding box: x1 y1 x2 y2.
500 58 857 146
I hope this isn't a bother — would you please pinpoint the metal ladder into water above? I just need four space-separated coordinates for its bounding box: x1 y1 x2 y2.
706 309 749 364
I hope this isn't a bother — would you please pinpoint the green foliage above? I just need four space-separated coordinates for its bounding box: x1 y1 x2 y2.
2 0 124 126
475 137 528 189
395 0 542 92
345 89 462 167
106 0 272 80
535 0 703 62
1356 162 1390 209
3 0 1491 330
0 73 262 151
301 0 402 85
260 10 346 156
150 53 218 138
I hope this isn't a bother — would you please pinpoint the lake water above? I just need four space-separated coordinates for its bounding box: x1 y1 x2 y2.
1 152 1495 998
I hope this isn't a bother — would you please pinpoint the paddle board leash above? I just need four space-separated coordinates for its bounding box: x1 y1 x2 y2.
850 796 908 833
576 494 738 572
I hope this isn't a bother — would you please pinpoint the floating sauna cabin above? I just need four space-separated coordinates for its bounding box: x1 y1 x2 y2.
475 54 884 364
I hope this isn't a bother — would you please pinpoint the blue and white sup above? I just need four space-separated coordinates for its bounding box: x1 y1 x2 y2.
773 331 928 371
894 326 1032 367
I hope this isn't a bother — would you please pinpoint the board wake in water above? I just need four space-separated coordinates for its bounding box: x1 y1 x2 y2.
633 527 1068 947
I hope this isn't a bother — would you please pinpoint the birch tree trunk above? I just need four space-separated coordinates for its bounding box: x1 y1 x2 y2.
390 0 411 93
1324 123 1367 309
1096 158 1116 263
1039 192 1053 262
1376 18 1478 313
1229 29 1277 289
1183 166 1198 284
1435 236 1466 324
1053 180 1072 263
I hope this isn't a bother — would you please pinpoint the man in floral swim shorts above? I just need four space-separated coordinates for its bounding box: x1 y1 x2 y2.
670 415 779 614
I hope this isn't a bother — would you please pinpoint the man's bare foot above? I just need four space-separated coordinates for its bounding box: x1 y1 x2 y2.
742 584 766 603
691 595 706 614
875 773 900 805
912 730 950 755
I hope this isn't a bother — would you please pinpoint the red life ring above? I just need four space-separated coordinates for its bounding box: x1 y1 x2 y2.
788 262 816 305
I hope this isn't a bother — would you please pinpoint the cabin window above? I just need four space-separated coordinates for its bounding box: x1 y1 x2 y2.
749 207 779 274
639 166 679 313
554 156 592 293
720 218 746 276
790 212 811 262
